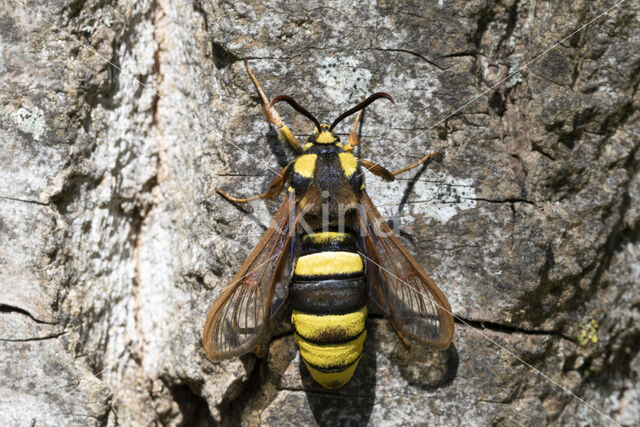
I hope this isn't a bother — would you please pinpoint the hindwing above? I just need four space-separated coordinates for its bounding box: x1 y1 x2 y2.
202 195 297 360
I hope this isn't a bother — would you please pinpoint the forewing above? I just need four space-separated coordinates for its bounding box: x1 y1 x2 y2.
203 196 296 360
358 191 454 349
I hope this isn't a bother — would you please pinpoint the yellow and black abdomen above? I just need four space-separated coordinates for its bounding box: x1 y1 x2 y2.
289 231 367 389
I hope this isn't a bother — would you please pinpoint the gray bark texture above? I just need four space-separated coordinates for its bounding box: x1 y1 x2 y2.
1 0 639 425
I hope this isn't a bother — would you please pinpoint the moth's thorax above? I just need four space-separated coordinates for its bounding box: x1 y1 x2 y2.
289 143 363 217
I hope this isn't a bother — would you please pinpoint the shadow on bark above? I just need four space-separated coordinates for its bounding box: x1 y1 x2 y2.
297 324 458 426
396 343 459 391
299 329 378 427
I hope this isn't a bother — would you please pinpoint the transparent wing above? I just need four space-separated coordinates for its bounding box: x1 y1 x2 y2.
358 191 454 349
203 196 296 360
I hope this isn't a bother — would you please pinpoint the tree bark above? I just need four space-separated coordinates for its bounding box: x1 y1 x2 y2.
1 0 638 425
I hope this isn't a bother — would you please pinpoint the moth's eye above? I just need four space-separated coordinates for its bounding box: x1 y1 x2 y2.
335 137 341 142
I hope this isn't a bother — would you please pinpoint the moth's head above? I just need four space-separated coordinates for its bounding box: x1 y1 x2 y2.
270 93 395 151
315 124 338 144
301 124 349 152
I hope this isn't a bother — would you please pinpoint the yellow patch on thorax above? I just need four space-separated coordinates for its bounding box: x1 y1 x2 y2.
316 131 337 144
302 231 350 244
338 152 357 177
293 154 317 178
295 251 363 276
303 142 314 151
292 307 367 343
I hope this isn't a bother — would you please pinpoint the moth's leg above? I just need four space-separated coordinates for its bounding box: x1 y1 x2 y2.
391 151 443 176
216 163 293 203
245 60 304 154
360 159 395 181
215 188 267 203
360 151 442 180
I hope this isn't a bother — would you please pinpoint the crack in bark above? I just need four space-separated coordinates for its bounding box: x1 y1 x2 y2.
466 196 536 206
0 304 60 325
214 173 268 177
0 195 50 206
455 315 572 341
436 52 478 59
531 144 556 161
373 47 447 71
0 331 68 342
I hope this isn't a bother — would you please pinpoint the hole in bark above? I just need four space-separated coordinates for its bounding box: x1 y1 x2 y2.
437 125 448 140
562 354 578 372
558 130 582 150
168 384 215 427
211 42 239 69
489 90 506 116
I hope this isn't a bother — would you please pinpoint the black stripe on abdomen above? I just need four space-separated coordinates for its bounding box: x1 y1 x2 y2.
289 277 367 315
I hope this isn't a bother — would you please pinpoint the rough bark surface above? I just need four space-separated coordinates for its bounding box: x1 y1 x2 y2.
1 0 638 425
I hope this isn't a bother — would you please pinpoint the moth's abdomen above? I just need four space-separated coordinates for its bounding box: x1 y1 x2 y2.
290 232 367 389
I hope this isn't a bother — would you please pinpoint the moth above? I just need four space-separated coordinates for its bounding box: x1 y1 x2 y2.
203 61 454 390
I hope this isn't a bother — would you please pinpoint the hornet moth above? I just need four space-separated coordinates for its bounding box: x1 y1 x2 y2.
203 61 454 390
